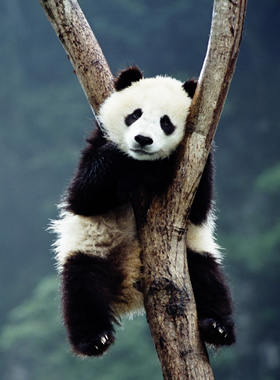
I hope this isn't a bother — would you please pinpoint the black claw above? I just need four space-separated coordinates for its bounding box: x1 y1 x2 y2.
73 331 115 357
199 317 235 346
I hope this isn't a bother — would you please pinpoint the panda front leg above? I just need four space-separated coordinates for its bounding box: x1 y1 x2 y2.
187 151 235 346
187 246 235 346
61 252 123 356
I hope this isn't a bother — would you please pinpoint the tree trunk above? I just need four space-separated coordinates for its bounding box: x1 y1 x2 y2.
39 0 247 378
137 1 247 378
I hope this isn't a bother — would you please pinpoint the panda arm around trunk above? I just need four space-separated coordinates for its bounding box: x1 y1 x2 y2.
186 148 236 345
189 150 214 225
66 127 129 216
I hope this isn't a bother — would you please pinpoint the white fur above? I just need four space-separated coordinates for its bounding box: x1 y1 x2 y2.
50 205 137 272
50 74 221 316
98 76 192 161
186 212 223 263
51 206 222 274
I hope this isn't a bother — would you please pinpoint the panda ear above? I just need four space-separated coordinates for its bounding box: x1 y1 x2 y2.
114 66 143 91
182 79 198 99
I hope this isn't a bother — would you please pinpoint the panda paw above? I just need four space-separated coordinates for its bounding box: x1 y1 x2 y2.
199 317 235 347
73 330 115 357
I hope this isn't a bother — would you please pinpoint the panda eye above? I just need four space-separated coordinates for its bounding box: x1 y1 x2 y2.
160 115 176 135
125 108 143 126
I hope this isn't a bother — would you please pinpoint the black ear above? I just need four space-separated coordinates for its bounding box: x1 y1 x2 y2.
114 66 143 91
182 79 198 98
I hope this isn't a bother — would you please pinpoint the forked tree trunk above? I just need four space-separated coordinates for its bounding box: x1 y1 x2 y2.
39 0 247 378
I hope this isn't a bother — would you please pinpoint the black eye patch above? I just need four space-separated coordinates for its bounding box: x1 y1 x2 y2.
160 115 176 135
125 108 143 126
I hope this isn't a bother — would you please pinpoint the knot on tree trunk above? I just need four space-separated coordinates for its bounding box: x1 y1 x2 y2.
148 278 190 317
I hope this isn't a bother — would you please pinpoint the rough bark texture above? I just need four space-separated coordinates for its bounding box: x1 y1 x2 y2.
39 0 247 378
39 0 114 113
136 1 247 378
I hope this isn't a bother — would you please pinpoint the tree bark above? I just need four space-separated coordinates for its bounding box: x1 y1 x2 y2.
39 0 247 378
137 1 247 378
39 0 114 113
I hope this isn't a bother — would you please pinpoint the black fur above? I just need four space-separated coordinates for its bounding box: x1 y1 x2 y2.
66 127 175 216
187 249 235 346
183 79 198 98
182 76 214 225
114 66 143 91
62 69 235 355
189 151 214 225
66 128 127 215
62 252 124 356
160 115 176 135
125 108 143 126
67 128 213 225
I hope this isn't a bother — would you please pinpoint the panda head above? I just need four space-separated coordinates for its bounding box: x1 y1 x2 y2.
98 66 197 161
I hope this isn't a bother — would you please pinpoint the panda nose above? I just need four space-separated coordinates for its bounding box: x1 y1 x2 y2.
134 135 153 146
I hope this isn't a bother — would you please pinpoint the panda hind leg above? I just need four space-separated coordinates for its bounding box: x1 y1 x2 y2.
187 249 236 347
61 252 124 356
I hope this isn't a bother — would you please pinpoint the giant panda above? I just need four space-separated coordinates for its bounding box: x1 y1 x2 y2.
51 66 235 357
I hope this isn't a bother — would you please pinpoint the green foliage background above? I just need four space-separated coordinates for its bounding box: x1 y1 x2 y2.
0 0 279 379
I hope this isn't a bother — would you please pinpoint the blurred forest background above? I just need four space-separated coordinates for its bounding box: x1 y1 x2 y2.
0 0 279 379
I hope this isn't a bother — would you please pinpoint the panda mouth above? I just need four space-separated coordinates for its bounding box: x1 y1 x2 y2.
130 149 155 156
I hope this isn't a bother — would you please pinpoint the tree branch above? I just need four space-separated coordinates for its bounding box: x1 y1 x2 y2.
40 0 247 378
39 0 114 113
